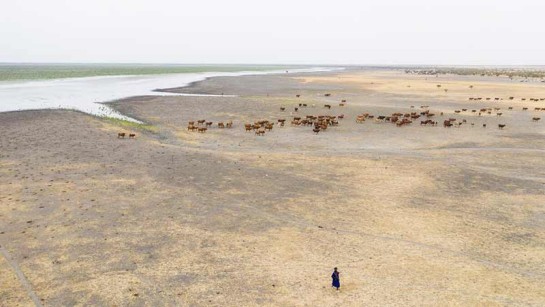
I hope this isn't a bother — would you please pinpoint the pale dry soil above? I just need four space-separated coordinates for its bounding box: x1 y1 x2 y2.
1 70 544 306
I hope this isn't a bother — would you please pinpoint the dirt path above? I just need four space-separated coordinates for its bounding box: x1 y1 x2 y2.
0 244 42 307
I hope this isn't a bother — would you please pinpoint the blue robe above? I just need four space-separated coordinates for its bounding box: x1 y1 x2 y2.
331 271 340 288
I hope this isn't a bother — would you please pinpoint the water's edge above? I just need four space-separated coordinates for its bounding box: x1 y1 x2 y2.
0 67 343 123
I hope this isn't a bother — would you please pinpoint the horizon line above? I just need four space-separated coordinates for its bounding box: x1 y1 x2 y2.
1 62 545 68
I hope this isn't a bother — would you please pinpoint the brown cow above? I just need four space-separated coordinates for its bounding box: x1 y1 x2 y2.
532 117 541 122
118 132 126 138
218 122 225 128
498 124 506 129
198 127 207 133
129 133 136 138
396 119 412 126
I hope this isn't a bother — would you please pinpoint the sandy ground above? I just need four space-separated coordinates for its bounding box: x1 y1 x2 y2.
1 69 545 306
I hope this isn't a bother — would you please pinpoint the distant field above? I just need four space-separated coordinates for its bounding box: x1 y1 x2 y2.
402 66 545 80
0 64 301 81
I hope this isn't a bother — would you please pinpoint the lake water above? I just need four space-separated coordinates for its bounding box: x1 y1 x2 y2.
0 66 339 122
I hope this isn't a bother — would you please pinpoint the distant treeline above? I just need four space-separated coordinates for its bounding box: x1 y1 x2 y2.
403 68 545 79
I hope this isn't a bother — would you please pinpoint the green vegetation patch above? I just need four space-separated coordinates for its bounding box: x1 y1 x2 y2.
0 64 303 82
102 116 158 133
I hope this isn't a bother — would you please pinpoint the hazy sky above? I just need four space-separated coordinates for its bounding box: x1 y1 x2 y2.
1 0 543 65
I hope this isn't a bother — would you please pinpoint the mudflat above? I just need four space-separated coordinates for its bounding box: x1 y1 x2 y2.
1 69 544 306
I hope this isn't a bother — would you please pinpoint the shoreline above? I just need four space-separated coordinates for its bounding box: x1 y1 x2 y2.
0 66 344 122
154 67 347 95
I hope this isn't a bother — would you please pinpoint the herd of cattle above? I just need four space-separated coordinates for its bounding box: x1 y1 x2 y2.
469 97 545 102
191 93 542 135
186 120 234 133
118 93 543 138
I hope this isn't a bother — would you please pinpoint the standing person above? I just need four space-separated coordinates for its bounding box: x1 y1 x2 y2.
331 267 340 290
